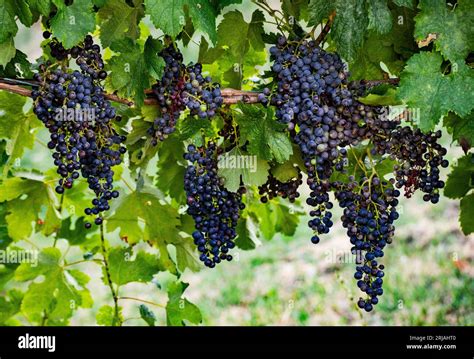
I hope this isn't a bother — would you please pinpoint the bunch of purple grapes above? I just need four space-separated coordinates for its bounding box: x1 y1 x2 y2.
184 143 245 268
32 34 126 228
148 44 223 145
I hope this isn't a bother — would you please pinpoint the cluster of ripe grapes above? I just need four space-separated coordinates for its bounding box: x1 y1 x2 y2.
184 143 245 268
259 36 448 311
258 169 303 203
32 33 126 228
147 43 223 145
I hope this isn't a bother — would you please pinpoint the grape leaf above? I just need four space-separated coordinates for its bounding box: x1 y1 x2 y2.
146 0 217 44
185 0 218 45
0 50 33 78
415 0 474 63
236 104 293 164
444 154 474 199
0 93 40 172
106 187 180 245
0 177 61 240
460 193 474 235
29 0 52 16
96 305 123 326
218 146 270 192
367 0 392 34
139 304 156 326
166 281 202 326
0 0 17 43
15 0 34 26
107 38 150 106
106 247 164 286
15 248 91 324
0 289 23 324
444 112 474 149
393 0 414 8
199 10 266 88
235 215 259 250
50 0 96 49
397 52 474 131
144 36 165 80
0 38 16 68
308 0 368 61
156 136 186 203
282 0 309 22
170 235 201 272
97 0 144 48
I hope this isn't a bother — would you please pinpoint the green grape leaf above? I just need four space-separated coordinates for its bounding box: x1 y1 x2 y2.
249 200 301 240
236 104 293 164
15 0 34 26
0 203 12 250
139 304 156 326
166 281 202 326
393 0 414 8
96 305 123 326
445 154 474 199
331 0 369 61
106 186 181 252
50 0 96 49
210 0 242 12
282 0 309 22
107 38 150 106
106 247 164 286
0 38 16 67
460 193 474 235
0 50 33 78
308 0 369 61
156 136 186 204
186 0 218 45
15 248 91 324
307 0 333 25
415 0 474 63
144 36 165 80
146 0 217 44
235 215 258 250
145 0 186 38
0 93 40 172
367 0 392 34
97 0 143 48
57 217 91 246
29 0 52 16
444 112 474 150
0 0 18 43
0 289 23 324
199 10 266 88
397 52 474 131
0 177 61 240
170 235 201 273
218 147 270 192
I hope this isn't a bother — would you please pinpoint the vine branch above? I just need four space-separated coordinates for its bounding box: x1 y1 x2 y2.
315 11 336 46
99 222 122 326
0 77 400 107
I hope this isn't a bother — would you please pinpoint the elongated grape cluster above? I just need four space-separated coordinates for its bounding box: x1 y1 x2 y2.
258 169 303 203
32 35 125 228
184 143 245 268
260 36 373 244
335 176 400 312
377 127 448 202
148 44 223 144
260 35 448 312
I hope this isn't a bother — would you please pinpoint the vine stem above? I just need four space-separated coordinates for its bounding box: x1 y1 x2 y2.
315 11 336 46
100 222 122 326
118 296 166 309
0 78 400 107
